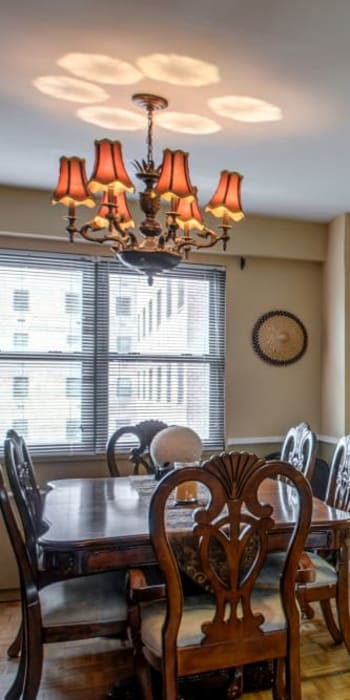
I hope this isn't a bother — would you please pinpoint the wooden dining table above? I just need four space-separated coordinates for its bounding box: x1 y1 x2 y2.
39 474 350 653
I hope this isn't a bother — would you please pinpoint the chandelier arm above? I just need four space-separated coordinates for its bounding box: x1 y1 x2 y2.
174 226 231 253
64 204 78 243
78 223 132 250
108 217 137 241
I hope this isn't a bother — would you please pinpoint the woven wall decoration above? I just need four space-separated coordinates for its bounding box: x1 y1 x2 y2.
252 310 308 366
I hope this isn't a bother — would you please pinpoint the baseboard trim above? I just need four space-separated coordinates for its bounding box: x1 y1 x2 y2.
0 588 20 603
227 434 339 447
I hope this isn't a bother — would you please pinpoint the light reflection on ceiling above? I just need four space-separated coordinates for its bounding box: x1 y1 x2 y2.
156 111 221 135
33 75 108 103
77 106 145 130
33 52 283 133
57 53 143 85
136 53 220 86
208 95 283 123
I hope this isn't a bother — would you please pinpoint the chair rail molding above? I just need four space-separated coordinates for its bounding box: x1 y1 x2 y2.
318 435 338 445
227 436 283 446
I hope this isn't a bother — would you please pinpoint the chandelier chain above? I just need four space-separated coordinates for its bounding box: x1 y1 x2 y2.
146 104 154 168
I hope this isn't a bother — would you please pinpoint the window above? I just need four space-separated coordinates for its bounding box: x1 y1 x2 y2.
148 299 153 334
66 420 81 441
148 368 153 400
13 377 29 398
116 336 131 353
13 333 29 348
116 296 131 316
65 292 80 313
157 289 162 326
13 289 29 311
67 334 80 349
0 250 225 455
12 419 28 437
157 367 162 401
166 280 172 318
137 372 141 399
178 281 185 309
66 377 81 397
177 365 184 404
166 366 172 403
116 377 132 397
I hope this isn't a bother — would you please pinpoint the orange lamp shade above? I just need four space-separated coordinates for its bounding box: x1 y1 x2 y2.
205 171 244 222
156 149 195 202
91 191 134 231
175 196 204 231
88 140 135 195
52 156 95 208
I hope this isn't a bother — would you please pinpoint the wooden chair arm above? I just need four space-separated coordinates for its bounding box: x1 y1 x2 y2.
128 568 166 603
127 567 166 652
296 551 316 584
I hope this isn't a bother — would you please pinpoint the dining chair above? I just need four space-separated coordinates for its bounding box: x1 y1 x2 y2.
258 435 350 645
266 422 329 499
280 421 317 482
106 419 168 477
128 451 313 700
0 466 129 700
296 433 350 642
3 429 128 659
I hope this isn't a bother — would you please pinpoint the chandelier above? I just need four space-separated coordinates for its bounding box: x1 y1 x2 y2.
52 93 244 285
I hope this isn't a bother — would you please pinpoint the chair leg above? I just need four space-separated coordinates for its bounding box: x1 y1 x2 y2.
18 602 43 700
226 666 243 698
5 644 26 700
136 659 154 700
5 602 26 700
7 621 22 658
272 659 286 700
320 599 342 644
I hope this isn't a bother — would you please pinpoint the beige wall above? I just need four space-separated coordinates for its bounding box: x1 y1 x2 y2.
321 215 346 437
225 255 322 441
0 184 327 260
0 185 329 593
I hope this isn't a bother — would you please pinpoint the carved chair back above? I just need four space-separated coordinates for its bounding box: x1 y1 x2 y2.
106 419 168 476
4 429 43 568
146 451 312 699
325 434 350 510
280 421 317 482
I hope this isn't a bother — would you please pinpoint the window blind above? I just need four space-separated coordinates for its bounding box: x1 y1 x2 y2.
0 249 225 456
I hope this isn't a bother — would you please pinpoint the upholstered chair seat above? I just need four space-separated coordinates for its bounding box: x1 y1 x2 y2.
140 589 290 659
40 571 127 627
257 551 338 590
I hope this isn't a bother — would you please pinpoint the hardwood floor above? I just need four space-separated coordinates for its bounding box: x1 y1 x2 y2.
1 600 350 699
0 601 134 700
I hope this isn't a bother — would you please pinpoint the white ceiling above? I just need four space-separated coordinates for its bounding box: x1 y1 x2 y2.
3 0 350 223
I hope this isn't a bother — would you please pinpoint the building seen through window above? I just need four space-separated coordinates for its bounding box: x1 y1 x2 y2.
116 296 131 316
13 289 29 312
13 333 29 348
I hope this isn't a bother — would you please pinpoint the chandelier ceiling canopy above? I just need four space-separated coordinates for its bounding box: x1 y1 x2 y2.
52 93 244 284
